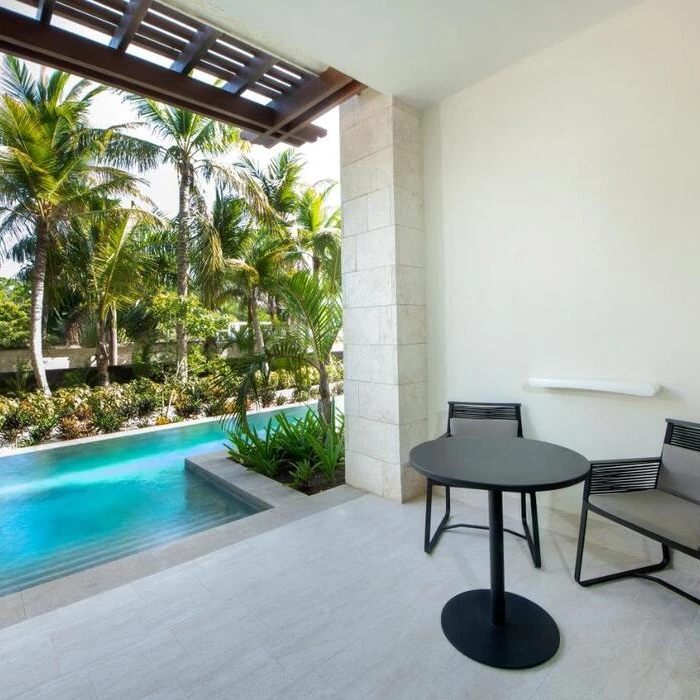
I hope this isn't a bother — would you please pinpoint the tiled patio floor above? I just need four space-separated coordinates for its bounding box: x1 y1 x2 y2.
1 491 698 699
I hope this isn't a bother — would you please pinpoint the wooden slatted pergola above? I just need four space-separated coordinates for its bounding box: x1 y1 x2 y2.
0 0 364 146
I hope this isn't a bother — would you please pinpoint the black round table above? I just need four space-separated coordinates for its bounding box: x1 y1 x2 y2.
409 436 589 670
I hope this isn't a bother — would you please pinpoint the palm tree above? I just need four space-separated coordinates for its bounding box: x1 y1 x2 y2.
191 188 291 357
126 97 246 380
236 149 304 230
61 200 151 384
0 56 157 393
270 269 342 422
295 182 341 286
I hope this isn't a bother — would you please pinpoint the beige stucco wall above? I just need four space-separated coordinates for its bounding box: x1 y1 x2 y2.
423 0 700 514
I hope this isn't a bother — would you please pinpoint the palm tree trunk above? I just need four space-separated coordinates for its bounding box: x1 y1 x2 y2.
30 221 51 395
248 294 264 356
108 306 118 366
64 313 82 346
318 361 332 423
176 164 191 381
96 305 110 386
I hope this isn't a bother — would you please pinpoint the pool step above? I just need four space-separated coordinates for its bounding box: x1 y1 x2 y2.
0 511 237 598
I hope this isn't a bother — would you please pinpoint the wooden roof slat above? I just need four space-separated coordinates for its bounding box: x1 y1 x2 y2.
129 33 181 61
195 59 234 82
247 82 284 101
224 54 276 98
63 0 120 24
135 22 188 52
142 7 197 42
2 1 362 147
54 4 118 34
171 25 220 74
37 0 56 24
110 0 153 51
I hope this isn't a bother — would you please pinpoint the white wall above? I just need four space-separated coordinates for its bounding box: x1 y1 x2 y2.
423 0 700 514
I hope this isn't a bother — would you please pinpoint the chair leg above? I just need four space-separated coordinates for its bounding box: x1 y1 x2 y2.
574 504 699 605
519 492 542 568
424 480 450 554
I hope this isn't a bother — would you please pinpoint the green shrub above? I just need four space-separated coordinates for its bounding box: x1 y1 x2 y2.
226 404 344 490
0 398 31 444
333 381 344 396
259 385 276 408
88 387 127 433
307 409 344 485
26 417 59 445
292 387 310 403
227 419 282 477
275 395 286 407
122 378 160 418
58 415 93 441
291 458 316 489
174 378 212 418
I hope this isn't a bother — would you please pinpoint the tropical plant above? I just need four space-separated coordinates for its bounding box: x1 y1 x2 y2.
191 188 291 357
295 183 341 287
125 97 246 380
0 57 158 393
269 269 343 422
307 406 344 484
60 200 153 384
225 406 344 491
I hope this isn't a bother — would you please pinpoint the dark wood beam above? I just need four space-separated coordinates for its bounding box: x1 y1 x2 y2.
0 8 324 145
110 0 153 52
266 79 364 146
36 0 56 24
171 25 220 75
224 54 277 98
255 67 354 142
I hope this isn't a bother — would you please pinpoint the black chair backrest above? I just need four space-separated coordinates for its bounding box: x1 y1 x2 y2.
446 401 523 439
660 419 700 505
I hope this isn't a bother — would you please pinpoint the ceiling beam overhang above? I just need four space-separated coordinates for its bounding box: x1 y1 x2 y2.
0 8 321 146
0 2 364 147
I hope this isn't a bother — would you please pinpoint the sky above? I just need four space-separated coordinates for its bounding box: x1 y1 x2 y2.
0 53 340 277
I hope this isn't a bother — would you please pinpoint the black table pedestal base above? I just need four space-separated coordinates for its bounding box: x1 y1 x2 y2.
441 589 560 669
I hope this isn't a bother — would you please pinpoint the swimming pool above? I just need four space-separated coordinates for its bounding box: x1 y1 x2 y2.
0 405 309 597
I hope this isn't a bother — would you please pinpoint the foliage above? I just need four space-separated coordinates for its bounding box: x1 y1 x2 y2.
0 56 157 393
88 386 127 433
151 291 227 343
0 278 30 348
226 403 344 491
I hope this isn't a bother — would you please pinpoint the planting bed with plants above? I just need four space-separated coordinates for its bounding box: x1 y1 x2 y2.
0 359 343 449
227 402 344 495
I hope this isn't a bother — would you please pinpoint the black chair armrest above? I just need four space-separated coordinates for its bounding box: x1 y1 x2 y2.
587 457 661 497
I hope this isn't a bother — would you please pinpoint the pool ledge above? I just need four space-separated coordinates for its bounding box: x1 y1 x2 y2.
185 451 305 510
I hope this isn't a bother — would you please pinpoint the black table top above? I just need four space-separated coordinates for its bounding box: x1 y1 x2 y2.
409 437 590 492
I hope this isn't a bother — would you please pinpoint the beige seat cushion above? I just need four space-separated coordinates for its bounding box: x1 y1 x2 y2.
589 489 700 551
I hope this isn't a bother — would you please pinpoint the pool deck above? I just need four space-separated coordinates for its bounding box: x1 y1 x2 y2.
0 492 698 699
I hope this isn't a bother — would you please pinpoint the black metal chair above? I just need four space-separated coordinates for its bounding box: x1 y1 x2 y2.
575 418 700 605
424 401 542 568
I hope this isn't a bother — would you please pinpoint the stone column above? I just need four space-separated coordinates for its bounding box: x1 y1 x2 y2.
340 90 427 501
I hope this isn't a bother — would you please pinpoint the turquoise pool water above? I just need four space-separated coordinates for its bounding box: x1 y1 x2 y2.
0 406 309 597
